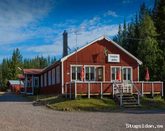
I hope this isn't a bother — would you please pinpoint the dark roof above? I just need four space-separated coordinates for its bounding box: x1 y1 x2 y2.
23 69 43 75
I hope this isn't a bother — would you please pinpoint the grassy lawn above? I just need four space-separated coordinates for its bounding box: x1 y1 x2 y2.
24 94 165 112
140 96 165 110
46 97 118 111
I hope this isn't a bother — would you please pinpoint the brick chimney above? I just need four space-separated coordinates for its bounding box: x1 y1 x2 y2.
63 30 68 57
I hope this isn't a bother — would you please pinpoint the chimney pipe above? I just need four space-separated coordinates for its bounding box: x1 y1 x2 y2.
63 30 68 57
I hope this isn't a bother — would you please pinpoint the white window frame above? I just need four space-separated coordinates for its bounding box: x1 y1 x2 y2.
110 66 121 82
84 65 96 81
122 66 133 81
70 65 82 81
70 65 105 82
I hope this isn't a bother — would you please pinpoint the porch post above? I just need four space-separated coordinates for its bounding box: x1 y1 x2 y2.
100 82 103 99
74 82 77 98
88 83 90 99
141 82 144 96
152 82 154 97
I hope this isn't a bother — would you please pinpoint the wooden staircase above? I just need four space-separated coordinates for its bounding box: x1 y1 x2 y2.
113 81 141 108
115 93 141 108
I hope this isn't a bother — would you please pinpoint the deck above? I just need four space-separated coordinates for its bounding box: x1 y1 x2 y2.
64 81 164 98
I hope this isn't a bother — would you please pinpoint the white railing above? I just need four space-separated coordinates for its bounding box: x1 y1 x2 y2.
113 82 123 106
64 81 164 100
133 81 164 97
65 81 113 99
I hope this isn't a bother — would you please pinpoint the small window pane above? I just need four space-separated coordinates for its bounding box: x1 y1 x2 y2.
128 68 131 80
90 67 95 80
72 67 76 80
85 67 90 80
77 67 81 80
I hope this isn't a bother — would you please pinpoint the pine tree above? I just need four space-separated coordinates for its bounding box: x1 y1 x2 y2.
10 48 23 79
137 13 161 80
113 24 123 45
152 0 165 80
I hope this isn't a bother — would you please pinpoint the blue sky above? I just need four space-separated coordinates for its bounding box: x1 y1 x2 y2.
0 0 154 62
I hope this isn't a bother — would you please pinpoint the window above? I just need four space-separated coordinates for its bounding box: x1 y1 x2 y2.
96 67 103 81
34 77 39 88
56 66 60 84
122 67 132 81
52 68 55 84
111 67 121 81
48 71 51 85
44 73 47 87
85 66 95 81
71 66 82 81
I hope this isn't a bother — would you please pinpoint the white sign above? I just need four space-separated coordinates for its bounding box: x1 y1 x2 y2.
108 54 120 62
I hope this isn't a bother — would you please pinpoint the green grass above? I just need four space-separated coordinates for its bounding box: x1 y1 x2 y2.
25 94 165 111
47 97 118 111
140 96 165 110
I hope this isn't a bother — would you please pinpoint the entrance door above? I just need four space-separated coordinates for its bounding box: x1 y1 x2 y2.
96 67 103 81
122 67 132 93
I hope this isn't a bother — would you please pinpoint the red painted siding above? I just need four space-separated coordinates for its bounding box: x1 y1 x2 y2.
63 38 139 84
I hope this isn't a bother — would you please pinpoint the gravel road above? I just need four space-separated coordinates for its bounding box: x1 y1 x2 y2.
0 92 164 131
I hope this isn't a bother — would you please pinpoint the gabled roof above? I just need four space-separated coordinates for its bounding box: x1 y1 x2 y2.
8 80 24 85
61 36 142 65
23 69 43 75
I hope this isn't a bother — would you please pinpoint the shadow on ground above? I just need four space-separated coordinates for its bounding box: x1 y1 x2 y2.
0 92 29 102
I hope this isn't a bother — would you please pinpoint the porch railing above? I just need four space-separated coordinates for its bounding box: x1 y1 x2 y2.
64 81 163 99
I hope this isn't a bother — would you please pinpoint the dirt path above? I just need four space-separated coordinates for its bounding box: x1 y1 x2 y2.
0 92 164 131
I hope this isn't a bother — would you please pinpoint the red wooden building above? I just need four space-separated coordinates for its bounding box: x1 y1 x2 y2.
7 80 24 93
20 32 163 101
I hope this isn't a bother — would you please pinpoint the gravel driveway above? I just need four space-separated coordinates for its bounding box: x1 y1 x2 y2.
0 92 164 131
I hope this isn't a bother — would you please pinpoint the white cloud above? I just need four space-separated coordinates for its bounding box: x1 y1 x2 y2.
25 16 118 58
104 10 118 17
0 0 54 45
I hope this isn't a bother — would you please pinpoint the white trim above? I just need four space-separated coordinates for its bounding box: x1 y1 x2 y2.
70 65 83 82
61 36 142 65
61 61 64 94
70 64 105 82
121 66 133 81
110 66 121 82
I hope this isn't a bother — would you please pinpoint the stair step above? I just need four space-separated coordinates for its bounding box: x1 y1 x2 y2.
122 99 137 102
123 104 141 108
123 102 138 105
122 97 135 99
